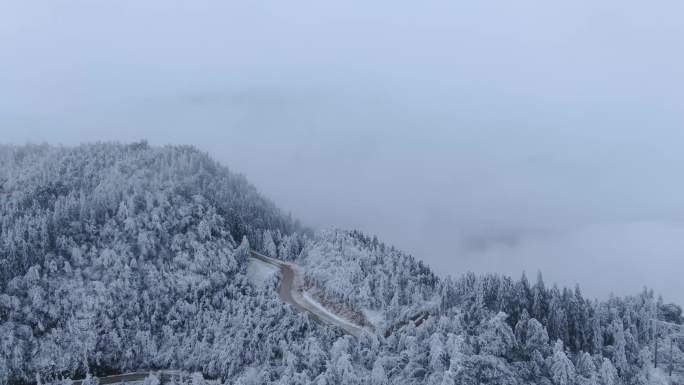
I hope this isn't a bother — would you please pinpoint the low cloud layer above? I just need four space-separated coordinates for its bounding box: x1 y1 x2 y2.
2 0 684 303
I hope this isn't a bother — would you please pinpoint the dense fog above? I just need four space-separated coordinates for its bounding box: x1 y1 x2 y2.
2 0 683 303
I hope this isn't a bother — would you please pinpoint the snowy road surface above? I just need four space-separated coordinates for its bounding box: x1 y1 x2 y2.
249 250 368 338
71 371 183 385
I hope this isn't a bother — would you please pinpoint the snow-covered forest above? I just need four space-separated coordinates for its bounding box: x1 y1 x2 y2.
1 143 682 385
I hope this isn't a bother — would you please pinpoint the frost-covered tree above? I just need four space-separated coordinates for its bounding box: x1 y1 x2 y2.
598 358 617 385
478 312 516 357
526 318 551 357
532 272 548 322
371 359 388 385
263 230 278 257
609 319 628 374
549 340 576 385
576 351 596 379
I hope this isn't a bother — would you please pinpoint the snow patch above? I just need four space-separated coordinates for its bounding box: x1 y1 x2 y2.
362 308 384 328
648 366 681 385
246 258 278 286
301 291 366 334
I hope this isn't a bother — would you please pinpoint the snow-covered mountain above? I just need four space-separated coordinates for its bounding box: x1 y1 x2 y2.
0 143 681 385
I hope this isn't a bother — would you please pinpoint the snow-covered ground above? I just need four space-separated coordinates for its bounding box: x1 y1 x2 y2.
647 366 681 385
301 291 368 336
362 308 384 328
246 257 278 286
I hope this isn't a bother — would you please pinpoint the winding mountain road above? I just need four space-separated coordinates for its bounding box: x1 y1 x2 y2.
249 250 368 338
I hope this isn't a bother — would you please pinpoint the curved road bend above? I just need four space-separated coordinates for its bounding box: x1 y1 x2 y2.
249 250 367 338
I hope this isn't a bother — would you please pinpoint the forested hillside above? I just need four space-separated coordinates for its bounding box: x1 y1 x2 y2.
0 142 301 287
299 229 683 384
0 143 314 385
0 143 681 385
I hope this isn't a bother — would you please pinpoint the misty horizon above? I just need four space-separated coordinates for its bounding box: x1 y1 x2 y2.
2 0 684 305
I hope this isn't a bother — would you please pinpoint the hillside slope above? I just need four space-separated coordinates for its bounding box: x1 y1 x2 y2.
0 143 316 384
1 143 681 385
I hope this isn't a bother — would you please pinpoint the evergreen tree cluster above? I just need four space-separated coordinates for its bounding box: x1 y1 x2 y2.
298 231 682 384
0 143 317 385
1 143 681 385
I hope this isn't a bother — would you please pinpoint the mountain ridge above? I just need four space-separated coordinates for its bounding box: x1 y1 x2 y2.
0 142 681 385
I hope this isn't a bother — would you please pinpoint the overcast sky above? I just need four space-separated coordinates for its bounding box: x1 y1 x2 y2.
2 0 684 303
